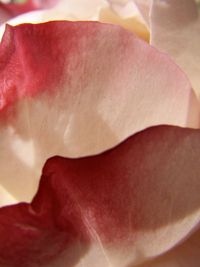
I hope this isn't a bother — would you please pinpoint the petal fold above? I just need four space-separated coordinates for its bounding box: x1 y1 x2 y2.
0 21 199 202
1 126 200 266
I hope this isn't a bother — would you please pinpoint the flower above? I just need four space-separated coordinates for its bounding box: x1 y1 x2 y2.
0 1 200 267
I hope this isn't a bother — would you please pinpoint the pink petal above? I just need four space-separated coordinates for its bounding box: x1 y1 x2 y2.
0 0 149 42
132 0 151 27
0 0 58 24
1 1 38 17
150 0 200 98
0 125 200 266
0 21 199 203
0 4 12 24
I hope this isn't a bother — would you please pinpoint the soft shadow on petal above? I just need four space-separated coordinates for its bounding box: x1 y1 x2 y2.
1 126 200 266
134 227 200 267
0 21 199 203
150 0 200 98
132 0 151 27
99 6 149 41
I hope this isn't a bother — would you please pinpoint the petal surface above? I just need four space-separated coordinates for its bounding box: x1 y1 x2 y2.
0 21 199 203
0 126 200 266
98 0 149 39
0 0 57 17
150 0 200 98
0 184 16 206
0 4 12 24
136 227 200 267
132 0 151 27
0 0 149 41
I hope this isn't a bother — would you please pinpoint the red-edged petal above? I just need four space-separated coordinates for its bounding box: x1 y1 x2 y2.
150 0 200 98
0 21 199 203
1 125 200 266
0 0 149 42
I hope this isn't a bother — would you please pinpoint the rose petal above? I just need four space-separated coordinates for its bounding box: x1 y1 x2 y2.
150 0 200 98
0 0 57 16
0 125 200 266
0 0 107 40
0 0 148 41
106 0 139 18
132 0 151 27
0 4 12 24
0 184 16 206
1 0 38 17
0 21 199 203
0 0 59 27
137 227 200 267
99 5 149 41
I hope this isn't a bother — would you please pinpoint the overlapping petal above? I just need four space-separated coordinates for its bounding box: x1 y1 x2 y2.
137 227 200 267
1 125 200 266
0 0 57 24
132 0 151 27
99 0 149 41
0 4 11 24
0 21 199 203
0 0 149 41
0 2 200 266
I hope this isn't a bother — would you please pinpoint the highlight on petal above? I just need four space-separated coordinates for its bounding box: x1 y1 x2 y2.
137 227 200 267
0 21 199 204
150 0 200 98
0 125 200 266
132 0 151 27
0 184 16 206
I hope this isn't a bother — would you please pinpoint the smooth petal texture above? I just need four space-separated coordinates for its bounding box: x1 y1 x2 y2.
1 126 200 266
0 184 16 206
99 4 149 41
107 0 139 18
136 227 200 267
0 22 199 203
0 0 57 16
132 0 151 27
150 0 200 98
0 4 11 24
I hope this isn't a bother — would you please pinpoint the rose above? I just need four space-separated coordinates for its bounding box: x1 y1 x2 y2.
0 1 200 267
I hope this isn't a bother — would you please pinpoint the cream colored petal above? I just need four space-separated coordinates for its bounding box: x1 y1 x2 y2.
150 0 200 98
